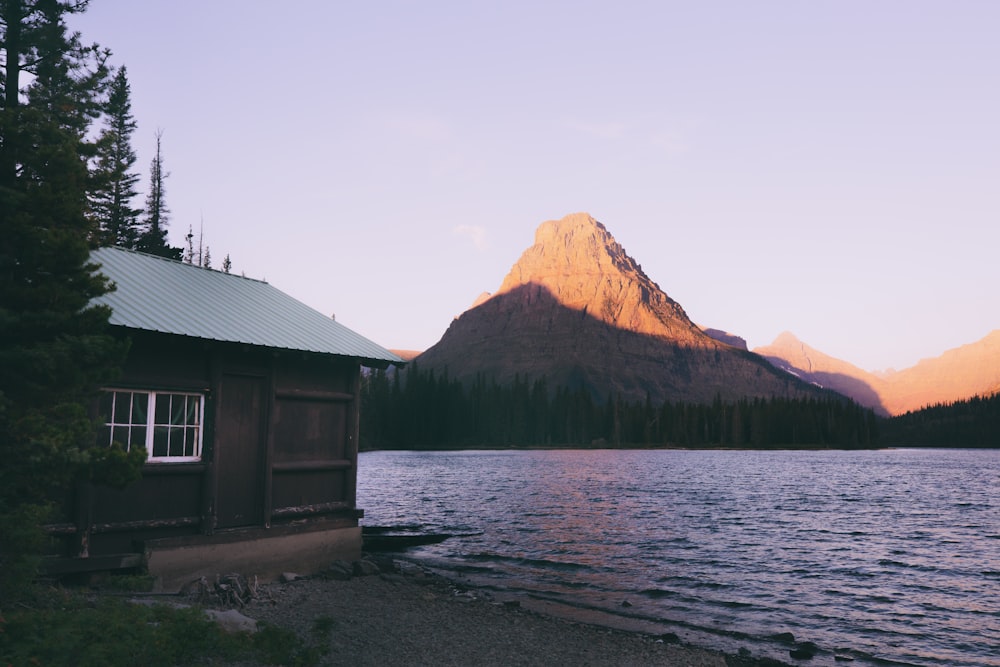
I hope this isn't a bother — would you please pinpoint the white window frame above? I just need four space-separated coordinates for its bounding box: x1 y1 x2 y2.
99 389 205 463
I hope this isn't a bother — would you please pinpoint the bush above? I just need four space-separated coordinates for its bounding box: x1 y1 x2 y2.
0 587 326 667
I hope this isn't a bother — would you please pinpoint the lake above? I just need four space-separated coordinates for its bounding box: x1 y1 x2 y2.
357 448 1000 666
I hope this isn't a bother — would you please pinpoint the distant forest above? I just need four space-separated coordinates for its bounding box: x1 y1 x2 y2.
879 393 1000 447
360 366 1000 450
359 364 881 450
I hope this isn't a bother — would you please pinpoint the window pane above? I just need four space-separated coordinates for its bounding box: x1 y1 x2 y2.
131 425 146 451
155 393 171 425
168 427 185 457
97 425 112 447
171 395 187 426
152 426 169 458
186 397 199 425
112 392 130 424
131 392 149 424
98 392 115 424
186 426 199 457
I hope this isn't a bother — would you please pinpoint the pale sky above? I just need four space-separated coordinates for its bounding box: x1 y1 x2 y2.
73 1 999 372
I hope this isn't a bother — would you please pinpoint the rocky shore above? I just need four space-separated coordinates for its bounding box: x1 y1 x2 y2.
187 555 800 667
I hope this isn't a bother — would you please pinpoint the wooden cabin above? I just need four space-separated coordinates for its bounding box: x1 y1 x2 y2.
45 247 402 589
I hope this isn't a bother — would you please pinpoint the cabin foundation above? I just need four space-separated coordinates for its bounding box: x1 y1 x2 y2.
145 522 363 591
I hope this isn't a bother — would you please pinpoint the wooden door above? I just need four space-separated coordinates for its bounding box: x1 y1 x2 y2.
215 374 266 528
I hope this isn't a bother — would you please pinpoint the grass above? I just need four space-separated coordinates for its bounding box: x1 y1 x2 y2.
0 583 330 667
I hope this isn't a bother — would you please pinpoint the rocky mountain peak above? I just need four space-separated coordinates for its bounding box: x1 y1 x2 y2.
494 212 709 345
771 331 803 347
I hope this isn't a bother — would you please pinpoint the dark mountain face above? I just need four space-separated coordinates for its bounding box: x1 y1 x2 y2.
415 213 827 404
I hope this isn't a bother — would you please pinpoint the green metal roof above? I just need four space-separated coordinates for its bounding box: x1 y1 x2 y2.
90 247 403 368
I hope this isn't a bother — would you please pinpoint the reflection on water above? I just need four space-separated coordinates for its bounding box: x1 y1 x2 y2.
358 448 1000 667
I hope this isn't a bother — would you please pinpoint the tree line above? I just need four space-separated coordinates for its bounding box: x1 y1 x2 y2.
359 364 881 450
881 392 1000 447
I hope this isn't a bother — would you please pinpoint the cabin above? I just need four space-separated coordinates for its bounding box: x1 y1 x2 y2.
45 247 402 590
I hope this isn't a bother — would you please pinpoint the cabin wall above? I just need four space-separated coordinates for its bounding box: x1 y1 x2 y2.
58 331 364 570
270 358 360 518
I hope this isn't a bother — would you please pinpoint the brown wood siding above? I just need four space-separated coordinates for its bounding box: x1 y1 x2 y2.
58 332 363 559
271 470 347 509
115 331 212 390
92 471 203 524
274 356 354 394
272 399 349 462
214 374 267 528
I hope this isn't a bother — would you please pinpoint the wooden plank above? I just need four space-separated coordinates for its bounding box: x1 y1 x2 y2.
215 374 267 528
206 358 222 536
271 500 352 518
91 516 200 533
275 389 354 403
271 459 352 472
74 478 93 558
264 357 276 529
44 522 79 535
142 462 209 476
40 552 144 575
346 365 361 511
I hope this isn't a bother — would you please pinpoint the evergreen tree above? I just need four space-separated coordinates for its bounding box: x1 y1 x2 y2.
0 0 133 600
222 253 232 273
183 223 194 263
136 128 180 258
89 66 142 247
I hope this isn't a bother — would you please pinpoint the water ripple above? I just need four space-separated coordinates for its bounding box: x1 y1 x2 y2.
359 448 1000 667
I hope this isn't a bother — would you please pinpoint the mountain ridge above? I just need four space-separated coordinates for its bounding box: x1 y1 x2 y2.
754 330 1000 416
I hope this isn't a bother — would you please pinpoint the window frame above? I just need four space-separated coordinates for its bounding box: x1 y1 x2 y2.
99 388 206 463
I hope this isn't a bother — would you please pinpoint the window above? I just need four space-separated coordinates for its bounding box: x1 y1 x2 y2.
98 390 204 462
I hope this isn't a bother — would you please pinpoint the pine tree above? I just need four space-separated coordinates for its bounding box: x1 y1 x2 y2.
90 66 142 248
136 128 181 258
222 253 232 273
0 0 132 600
183 223 194 263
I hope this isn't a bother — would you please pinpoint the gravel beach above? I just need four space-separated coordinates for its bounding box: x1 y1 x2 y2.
218 558 787 667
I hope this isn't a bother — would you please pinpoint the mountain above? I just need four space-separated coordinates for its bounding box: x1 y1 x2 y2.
879 330 1000 414
415 213 826 405
754 330 1000 416
700 327 748 350
755 332 891 416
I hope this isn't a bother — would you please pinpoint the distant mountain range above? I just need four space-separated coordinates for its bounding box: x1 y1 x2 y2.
411 213 999 415
756 330 1000 416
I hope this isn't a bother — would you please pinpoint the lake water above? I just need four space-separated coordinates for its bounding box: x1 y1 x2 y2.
357 449 1000 666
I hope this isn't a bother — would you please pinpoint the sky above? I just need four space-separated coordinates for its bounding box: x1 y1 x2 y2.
72 1 999 372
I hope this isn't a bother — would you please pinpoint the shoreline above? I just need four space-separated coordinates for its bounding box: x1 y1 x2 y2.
231 556 797 667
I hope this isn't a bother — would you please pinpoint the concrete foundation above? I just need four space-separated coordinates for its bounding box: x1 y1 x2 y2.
146 525 362 591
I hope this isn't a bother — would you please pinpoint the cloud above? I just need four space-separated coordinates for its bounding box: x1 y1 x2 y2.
453 225 488 250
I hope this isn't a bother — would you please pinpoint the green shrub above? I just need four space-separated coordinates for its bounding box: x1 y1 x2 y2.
0 587 327 666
